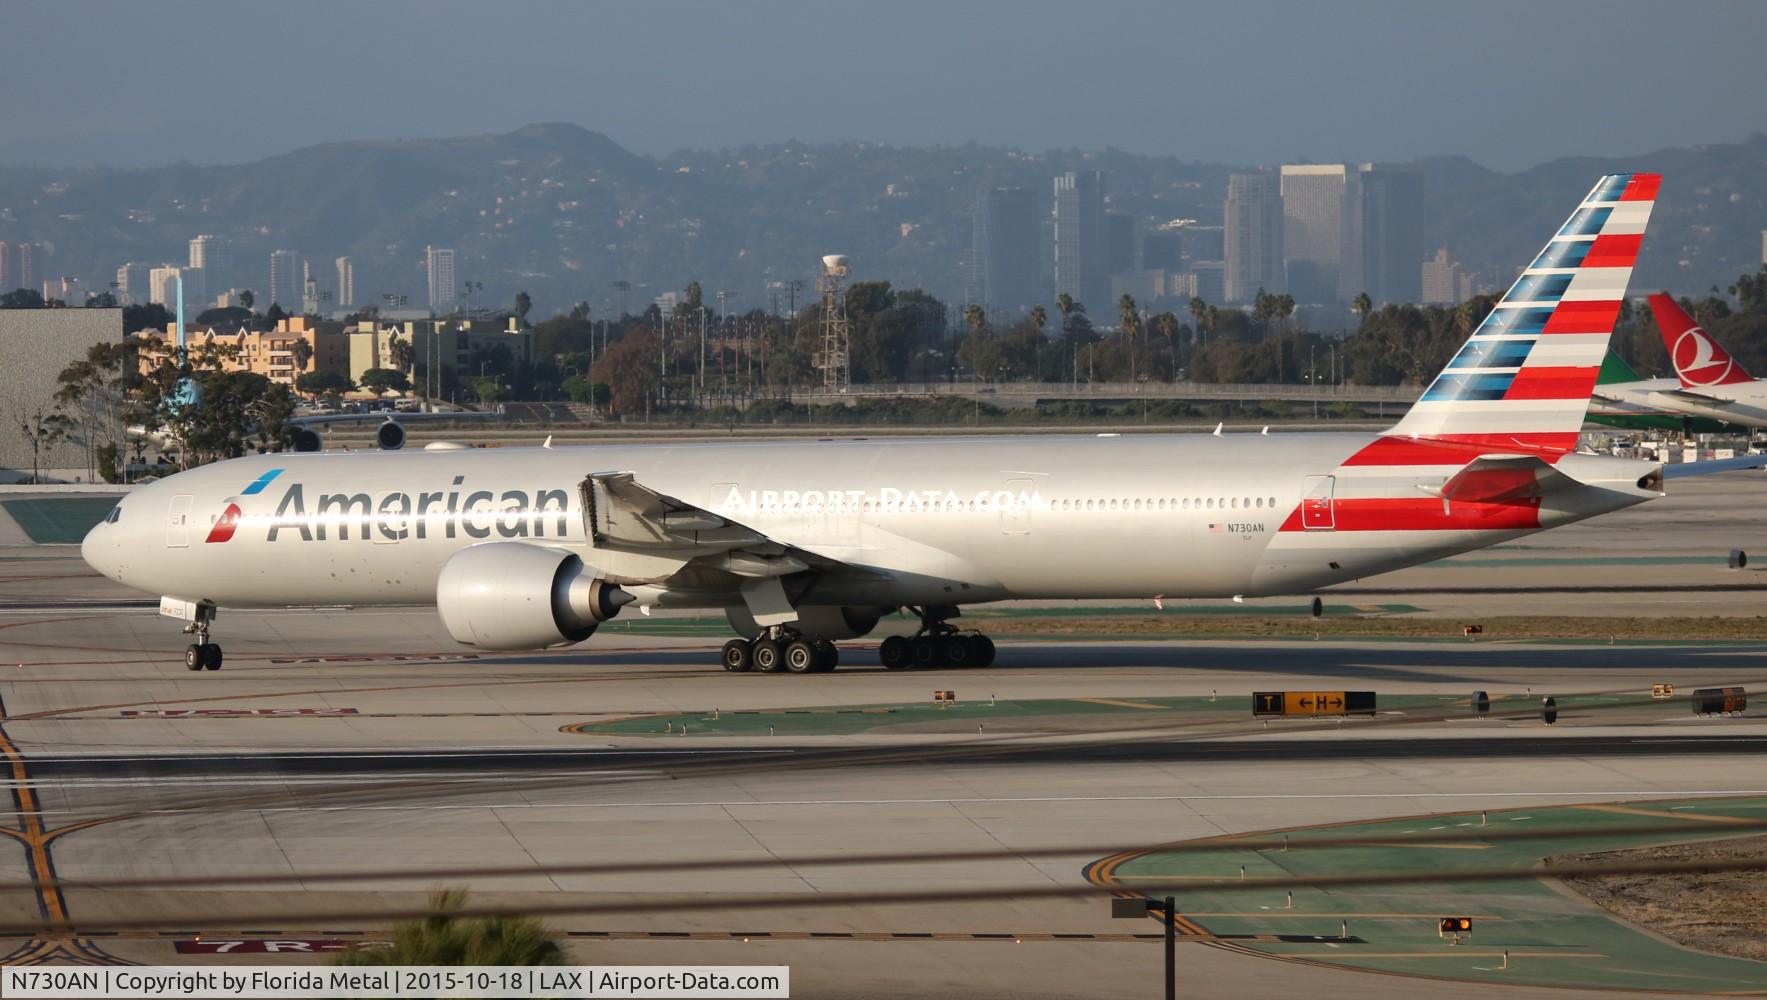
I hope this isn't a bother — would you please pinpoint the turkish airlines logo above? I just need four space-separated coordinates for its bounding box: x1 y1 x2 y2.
205 503 242 544
1672 325 1734 386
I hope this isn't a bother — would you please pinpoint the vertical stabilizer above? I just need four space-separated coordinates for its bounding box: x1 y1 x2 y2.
1649 292 1752 387
1389 174 1659 452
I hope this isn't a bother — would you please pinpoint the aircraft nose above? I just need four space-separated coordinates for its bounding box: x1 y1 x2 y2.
81 507 122 582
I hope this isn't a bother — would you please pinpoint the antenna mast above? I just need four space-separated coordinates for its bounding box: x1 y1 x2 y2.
814 254 851 391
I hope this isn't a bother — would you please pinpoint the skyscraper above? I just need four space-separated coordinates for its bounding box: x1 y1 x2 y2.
1105 212 1136 276
336 256 355 309
148 266 183 310
1421 247 1478 304
269 250 301 310
1224 173 1283 303
0 242 11 292
426 246 456 313
116 262 152 306
1053 171 1107 312
1141 231 1181 272
14 242 34 297
967 186 1039 311
41 276 86 305
1356 165 1424 304
301 259 321 314
1279 164 1353 303
188 235 228 301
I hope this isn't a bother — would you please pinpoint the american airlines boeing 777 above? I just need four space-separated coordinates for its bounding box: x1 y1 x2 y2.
80 173 1750 674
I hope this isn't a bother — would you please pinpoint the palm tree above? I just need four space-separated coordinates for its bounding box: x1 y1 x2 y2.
1276 293 1297 382
290 338 313 374
1055 292 1075 325
1117 294 1139 383
1027 304 1048 380
389 335 415 375
964 302 987 336
1155 311 1179 380
1352 292 1372 325
239 289 255 313
1188 296 1208 354
514 291 532 324
334 889 564 967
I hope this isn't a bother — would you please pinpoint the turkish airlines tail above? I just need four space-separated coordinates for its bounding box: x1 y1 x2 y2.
1389 173 1660 453
1650 292 1753 388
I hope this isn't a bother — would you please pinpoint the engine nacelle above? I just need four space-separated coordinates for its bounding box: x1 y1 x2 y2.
436 542 630 650
725 604 887 641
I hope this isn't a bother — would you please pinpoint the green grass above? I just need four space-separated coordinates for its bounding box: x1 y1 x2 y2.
1104 798 1767 993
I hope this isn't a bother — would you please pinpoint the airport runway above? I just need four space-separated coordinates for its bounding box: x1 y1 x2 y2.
0 478 1765 997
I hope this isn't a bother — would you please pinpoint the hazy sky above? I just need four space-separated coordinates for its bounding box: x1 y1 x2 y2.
4 0 1764 171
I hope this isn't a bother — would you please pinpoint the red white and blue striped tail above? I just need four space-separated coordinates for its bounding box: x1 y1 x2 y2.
1387 173 1659 454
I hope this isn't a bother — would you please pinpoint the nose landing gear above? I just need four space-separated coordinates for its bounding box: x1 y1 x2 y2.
179 601 223 671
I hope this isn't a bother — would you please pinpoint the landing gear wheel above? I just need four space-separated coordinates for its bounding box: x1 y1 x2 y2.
910 636 941 669
721 639 753 672
943 635 975 668
784 640 818 674
879 636 911 670
752 639 785 673
201 644 223 671
184 644 204 671
811 641 839 673
971 634 996 667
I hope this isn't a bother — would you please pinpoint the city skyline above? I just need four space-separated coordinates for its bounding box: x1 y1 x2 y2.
4 126 1762 323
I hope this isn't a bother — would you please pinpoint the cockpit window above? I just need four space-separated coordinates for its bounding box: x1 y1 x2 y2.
105 506 121 524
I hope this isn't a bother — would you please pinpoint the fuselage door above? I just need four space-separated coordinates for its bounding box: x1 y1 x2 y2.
1001 478 1033 535
1300 475 1336 531
167 494 193 548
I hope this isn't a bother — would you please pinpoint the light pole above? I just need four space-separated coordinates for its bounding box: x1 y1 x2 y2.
1111 896 1177 1000
716 291 734 397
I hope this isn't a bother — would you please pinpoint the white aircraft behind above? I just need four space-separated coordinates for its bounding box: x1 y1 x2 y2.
1627 293 1767 428
80 173 1758 674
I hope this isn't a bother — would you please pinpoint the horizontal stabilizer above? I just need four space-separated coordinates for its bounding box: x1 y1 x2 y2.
1662 455 1767 480
1427 455 1575 505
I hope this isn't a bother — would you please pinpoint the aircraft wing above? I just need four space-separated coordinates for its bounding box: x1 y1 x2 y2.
582 471 869 580
1654 388 1731 404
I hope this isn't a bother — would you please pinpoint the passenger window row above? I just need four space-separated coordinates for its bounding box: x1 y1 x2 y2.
1052 496 1280 512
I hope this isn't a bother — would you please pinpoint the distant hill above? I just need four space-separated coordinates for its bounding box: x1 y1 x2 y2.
1 124 1762 317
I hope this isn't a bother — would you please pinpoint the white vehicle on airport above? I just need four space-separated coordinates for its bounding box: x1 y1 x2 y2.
80 174 1756 674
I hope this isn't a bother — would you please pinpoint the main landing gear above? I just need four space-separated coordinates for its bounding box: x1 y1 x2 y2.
878 606 995 671
721 628 840 674
181 602 223 672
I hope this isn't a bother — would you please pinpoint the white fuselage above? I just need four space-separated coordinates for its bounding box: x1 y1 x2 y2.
82 433 1660 616
1598 377 1767 429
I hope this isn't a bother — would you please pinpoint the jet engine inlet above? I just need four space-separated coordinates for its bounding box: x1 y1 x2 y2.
436 542 631 649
